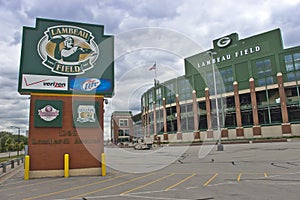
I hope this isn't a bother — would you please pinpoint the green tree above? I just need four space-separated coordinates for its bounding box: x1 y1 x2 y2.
0 131 28 153
16 142 25 154
5 138 14 158
0 131 12 153
0 131 28 154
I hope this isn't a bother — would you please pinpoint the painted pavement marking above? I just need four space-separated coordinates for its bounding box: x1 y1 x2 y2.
70 173 156 199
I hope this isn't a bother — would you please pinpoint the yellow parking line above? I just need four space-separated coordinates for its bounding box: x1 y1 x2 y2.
122 173 175 195
203 173 218 187
165 173 196 191
0 178 63 192
71 173 156 199
237 173 242 182
23 174 130 200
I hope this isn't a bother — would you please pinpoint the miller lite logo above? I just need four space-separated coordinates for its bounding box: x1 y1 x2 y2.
37 25 99 75
82 78 101 91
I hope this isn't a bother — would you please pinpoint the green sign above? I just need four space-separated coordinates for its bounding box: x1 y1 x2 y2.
34 100 63 127
185 29 283 76
18 18 114 97
72 101 100 128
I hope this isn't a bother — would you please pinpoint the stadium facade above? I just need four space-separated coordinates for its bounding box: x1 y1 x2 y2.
140 28 300 142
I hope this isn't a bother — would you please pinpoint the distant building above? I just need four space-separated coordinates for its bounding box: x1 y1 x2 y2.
140 28 300 142
111 111 133 144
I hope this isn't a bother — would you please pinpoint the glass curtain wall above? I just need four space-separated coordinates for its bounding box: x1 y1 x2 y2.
284 52 300 122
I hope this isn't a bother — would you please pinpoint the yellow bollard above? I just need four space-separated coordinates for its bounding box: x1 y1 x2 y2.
24 155 30 180
64 154 69 178
101 153 106 176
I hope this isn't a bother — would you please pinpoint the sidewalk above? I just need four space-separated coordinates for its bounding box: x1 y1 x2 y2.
0 162 23 184
0 152 25 184
0 151 25 158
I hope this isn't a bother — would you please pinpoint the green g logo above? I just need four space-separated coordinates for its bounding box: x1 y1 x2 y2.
217 37 231 48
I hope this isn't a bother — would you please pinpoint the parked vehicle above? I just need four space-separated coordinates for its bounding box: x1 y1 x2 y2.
134 137 153 150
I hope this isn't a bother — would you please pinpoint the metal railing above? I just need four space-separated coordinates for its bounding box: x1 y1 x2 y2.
0 157 24 174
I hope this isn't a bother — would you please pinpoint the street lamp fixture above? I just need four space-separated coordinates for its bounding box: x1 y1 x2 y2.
207 51 224 151
10 126 21 156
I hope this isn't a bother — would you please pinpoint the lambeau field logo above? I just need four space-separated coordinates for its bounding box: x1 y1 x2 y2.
37 25 99 75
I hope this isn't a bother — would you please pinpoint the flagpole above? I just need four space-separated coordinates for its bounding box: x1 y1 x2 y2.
154 61 157 85
149 62 157 86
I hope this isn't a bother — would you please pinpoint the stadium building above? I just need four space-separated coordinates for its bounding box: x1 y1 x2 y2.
140 28 300 142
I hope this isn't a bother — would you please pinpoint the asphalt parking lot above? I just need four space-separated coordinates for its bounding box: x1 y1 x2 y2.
1 141 300 200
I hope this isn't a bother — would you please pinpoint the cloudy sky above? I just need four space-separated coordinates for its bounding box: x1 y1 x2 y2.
1 0 300 138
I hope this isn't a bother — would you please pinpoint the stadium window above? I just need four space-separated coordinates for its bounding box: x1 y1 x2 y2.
258 108 270 125
178 78 192 101
288 104 300 122
166 83 176 104
240 93 251 108
285 53 300 81
225 112 236 127
142 95 146 109
270 107 282 124
156 87 162 106
294 53 300 69
226 96 235 108
241 109 253 126
220 67 234 92
256 59 274 86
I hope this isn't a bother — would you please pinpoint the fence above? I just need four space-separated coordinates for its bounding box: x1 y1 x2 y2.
0 157 24 174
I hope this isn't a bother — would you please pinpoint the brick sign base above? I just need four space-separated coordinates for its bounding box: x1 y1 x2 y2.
28 94 104 178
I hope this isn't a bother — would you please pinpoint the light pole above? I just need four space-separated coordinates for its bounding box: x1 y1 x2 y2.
207 51 224 151
10 126 21 156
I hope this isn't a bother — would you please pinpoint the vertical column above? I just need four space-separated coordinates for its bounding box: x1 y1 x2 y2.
163 98 168 141
142 108 146 136
146 107 150 137
111 117 115 144
277 72 291 134
205 88 213 138
249 78 261 136
192 90 200 139
233 81 244 137
176 94 182 140
153 101 157 137
143 107 147 136
142 107 146 137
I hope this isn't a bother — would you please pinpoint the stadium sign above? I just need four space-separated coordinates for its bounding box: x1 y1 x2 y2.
18 18 114 97
37 25 99 75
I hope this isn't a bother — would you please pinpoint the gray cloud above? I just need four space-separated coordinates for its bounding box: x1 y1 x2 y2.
0 0 300 139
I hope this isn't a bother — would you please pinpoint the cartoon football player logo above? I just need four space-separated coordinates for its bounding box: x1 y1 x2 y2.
38 25 100 75
51 36 95 62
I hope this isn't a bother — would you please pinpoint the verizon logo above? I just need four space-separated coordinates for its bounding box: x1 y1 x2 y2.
43 81 66 88
22 74 68 91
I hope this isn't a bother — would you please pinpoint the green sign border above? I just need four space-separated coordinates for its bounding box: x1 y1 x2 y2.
18 18 114 97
